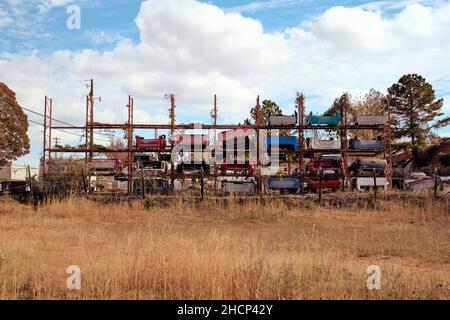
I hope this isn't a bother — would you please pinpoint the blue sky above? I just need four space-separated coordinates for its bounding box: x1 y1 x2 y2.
2 0 437 53
1 0 450 166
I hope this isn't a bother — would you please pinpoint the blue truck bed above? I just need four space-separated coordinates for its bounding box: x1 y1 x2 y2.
267 177 300 190
266 136 298 150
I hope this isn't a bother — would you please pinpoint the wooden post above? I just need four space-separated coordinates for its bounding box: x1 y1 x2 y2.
318 168 323 204
27 165 34 202
434 167 439 200
82 169 88 196
200 168 204 201
373 168 377 202
141 170 146 199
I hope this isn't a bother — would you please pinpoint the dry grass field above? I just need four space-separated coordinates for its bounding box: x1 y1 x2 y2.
0 196 449 300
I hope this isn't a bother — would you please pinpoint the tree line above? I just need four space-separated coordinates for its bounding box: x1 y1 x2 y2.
245 74 449 164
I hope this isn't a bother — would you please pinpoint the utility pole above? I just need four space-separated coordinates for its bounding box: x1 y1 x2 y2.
42 96 51 177
85 95 89 164
48 98 53 162
89 79 94 160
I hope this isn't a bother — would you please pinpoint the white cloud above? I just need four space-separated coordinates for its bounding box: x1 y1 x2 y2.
309 6 391 53
37 0 83 13
443 96 450 113
359 0 450 11
0 8 13 28
225 0 304 13
1 0 450 165
0 0 89 48
85 31 125 46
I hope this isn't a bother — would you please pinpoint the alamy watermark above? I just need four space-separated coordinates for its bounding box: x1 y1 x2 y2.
366 265 381 290
66 265 81 290
170 127 281 176
66 5 81 30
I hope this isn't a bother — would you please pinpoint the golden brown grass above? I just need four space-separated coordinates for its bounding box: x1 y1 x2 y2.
0 196 449 300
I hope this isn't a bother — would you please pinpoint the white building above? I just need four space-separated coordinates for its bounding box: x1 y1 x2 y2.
0 165 39 181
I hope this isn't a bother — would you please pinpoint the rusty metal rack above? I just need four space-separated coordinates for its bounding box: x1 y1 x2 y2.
42 81 393 196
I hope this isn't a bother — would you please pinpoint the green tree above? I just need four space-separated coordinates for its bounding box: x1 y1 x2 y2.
0 82 30 165
323 93 354 136
244 99 291 135
324 92 355 118
244 100 284 125
325 90 387 139
388 74 449 162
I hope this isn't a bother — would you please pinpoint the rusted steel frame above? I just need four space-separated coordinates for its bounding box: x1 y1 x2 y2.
213 95 218 193
42 96 48 175
127 95 134 195
170 94 176 193
385 97 393 190
50 124 386 130
48 98 52 162
89 79 94 160
85 95 89 163
340 94 349 191
297 93 305 194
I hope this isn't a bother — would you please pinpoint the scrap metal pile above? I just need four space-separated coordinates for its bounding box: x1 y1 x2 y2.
41 91 396 196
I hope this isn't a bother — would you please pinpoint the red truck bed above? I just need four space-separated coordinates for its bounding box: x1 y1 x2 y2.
136 135 167 150
176 134 209 147
310 179 341 190
219 160 254 175
309 159 342 173
218 129 253 141
88 159 122 170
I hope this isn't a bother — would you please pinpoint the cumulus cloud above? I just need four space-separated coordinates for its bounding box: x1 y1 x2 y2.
1 0 450 164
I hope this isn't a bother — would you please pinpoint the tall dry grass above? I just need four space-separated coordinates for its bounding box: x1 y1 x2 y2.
0 196 449 299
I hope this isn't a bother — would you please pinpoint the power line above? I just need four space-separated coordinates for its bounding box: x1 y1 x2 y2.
27 119 112 143
22 106 78 128
20 105 115 138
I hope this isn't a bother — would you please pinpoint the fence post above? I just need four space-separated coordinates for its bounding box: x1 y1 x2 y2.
141 170 146 199
200 168 204 201
434 168 439 200
27 165 34 202
81 169 87 195
318 167 323 205
373 168 377 202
